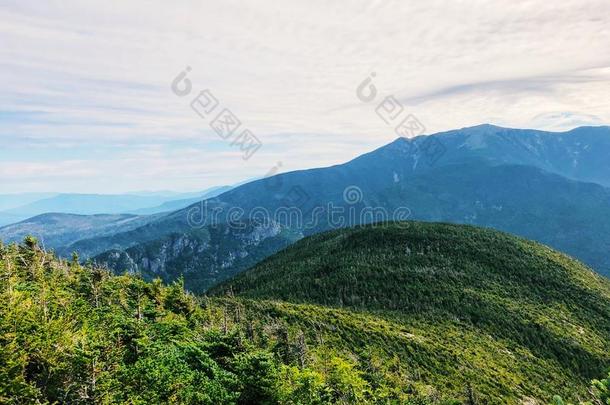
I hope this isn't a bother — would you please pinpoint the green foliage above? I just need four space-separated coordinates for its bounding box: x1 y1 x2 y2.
0 238 453 404
113 342 238 404
213 221 610 402
232 351 279 404
4 221 610 404
591 372 610 402
550 374 610 405
549 396 567 405
278 366 326 404
324 356 370 404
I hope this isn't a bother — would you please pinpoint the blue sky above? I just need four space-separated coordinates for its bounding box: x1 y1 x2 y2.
1 0 609 193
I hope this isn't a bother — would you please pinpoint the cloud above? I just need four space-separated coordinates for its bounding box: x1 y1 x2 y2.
530 111 605 131
1 0 609 192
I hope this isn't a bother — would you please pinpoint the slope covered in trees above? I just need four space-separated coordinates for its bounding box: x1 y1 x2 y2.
3 223 610 403
212 221 610 402
0 237 460 404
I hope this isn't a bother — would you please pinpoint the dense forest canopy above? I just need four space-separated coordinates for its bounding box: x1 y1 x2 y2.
2 227 610 404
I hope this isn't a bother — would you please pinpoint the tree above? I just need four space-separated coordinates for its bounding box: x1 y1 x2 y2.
232 351 279 405
590 372 610 404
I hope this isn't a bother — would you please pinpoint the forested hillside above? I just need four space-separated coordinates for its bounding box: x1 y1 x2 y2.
213 221 610 403
0 237 458 404
3 225 610 403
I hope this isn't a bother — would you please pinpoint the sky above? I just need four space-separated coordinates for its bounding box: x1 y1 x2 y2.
1 0 609 193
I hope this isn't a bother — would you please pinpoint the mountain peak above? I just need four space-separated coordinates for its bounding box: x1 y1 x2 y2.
460 123 504 131
385 124 509 148
384 123 610 148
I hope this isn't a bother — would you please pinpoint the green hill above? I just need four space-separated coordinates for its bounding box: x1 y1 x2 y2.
0 236 464 404
3 223 610 403
212 221 610 403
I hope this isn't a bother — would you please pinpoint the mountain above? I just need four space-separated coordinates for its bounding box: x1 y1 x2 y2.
418 124 610 186
4 225 610 403
212 221 610 402
0 212 163 250
0 193 182 217
94 221 300 292
374 162 610 275
69 125 610 287
0 187 232 250
0 212 27 228
0 193 58 226
0 188 229 227
0 192 57 212
127 185 233 215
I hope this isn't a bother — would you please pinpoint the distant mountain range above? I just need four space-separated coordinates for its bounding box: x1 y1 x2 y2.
0 192 57 212
128 186 233 215
2 124 609 291
0 186 232 226
0 213 164 250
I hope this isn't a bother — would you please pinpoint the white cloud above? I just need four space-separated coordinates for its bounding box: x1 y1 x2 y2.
1 0 609 192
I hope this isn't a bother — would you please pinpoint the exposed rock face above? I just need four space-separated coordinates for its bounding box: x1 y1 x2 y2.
94 221 299 292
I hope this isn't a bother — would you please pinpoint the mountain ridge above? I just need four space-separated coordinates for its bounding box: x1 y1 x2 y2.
3 124 610 290
80 125 610 287
0 186 232 227
211 221 610 402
